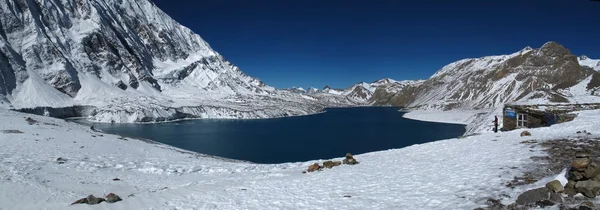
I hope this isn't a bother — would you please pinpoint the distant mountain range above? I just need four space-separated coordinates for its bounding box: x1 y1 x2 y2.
363 42 600 110
285 78 424 104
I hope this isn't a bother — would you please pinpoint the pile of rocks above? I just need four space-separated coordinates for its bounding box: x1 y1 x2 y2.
512 152 600 209
563 152 600 198
304 153 359 173
71 193 122 205
342 153 359 165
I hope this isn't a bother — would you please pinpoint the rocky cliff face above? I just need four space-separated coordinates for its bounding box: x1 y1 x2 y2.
378 42 600 111
0 0 352 122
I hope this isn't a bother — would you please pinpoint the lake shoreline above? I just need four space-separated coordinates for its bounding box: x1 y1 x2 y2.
69 106 405 125
86 107 465 164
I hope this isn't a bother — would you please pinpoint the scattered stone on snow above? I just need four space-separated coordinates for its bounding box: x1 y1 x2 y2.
481 138 600 210
105 193 122 203
306 163 321 172
71 195 106 205
304 153 359 173
1 130 24 134
71 193 123 205
343 195 352 198
25 117 38 125
56 157 67 164
576 130 592 136
520 131 532 137
473 198 505 210
520 140 538 144
343 153 359 165
515 187 563 207
323 160 342 169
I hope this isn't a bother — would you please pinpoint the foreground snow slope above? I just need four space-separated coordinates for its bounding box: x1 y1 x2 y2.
2 109 599 210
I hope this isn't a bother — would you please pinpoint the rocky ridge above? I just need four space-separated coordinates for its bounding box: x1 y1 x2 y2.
0 0 358 122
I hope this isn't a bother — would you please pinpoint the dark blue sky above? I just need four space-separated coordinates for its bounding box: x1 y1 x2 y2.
153 0 600 89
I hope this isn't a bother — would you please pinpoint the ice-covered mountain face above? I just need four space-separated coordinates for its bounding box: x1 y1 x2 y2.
578 55 600 71
0 0 356 122
311 79 424 104
380 42 600 110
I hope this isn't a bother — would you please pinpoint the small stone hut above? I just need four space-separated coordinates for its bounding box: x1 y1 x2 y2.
502 103 600 131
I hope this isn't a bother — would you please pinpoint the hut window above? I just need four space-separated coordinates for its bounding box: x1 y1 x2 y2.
517 113 528 127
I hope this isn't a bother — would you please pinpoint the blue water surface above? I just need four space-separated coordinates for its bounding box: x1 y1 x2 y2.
88 107 465 163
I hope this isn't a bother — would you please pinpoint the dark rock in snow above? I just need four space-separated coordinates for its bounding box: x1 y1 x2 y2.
71 195 105 205
306 163 321 173
343 153 359 165
2 130 23 134
56 157 67 164
575 180 600 198
546 180 564 193
515 187 562 207
323 160 342 169
105 193 122 203
25 117 38 125
116 81 128 90
520 131 532 137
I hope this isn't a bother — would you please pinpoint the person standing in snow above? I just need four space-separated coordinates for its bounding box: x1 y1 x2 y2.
493 116 499 133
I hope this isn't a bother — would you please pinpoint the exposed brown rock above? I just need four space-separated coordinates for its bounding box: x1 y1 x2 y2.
323 161 341 169
307 163 321 172
343 153 359 165
583 166 600 179
105 193 122 203
71 195 105 205
520 131 532 137
572 157 591 171
515 187 563 207
546 180 564 193
575 180 600 198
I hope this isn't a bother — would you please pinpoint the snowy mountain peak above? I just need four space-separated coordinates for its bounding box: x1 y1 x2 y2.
520 46 533 52
539 41 570 57
291 86 305 91
578 55 600 71
372 78 397 85
0 0 353 122
377 41 600 111
307 87 319 93
313 78 424 104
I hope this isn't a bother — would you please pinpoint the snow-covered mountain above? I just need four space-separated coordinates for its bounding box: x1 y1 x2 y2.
0 0 355 122
578 55 600 71
380 42 600 111
312 79 424 104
